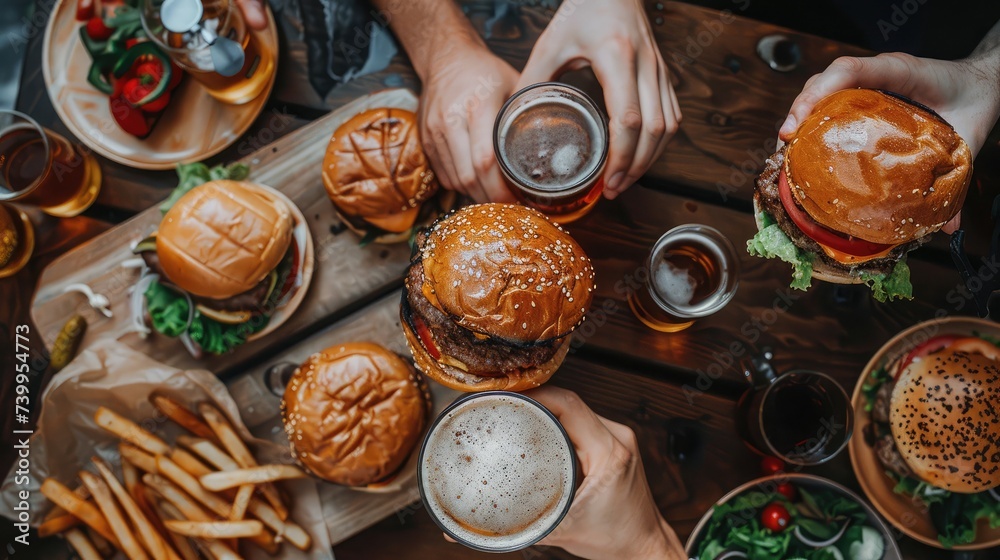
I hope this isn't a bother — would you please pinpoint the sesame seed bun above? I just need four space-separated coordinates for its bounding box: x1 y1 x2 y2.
156 180 293 299
321 108 438 238
784 88 971 245
890 350 1000 493
280 342 430 487
418 203 595 343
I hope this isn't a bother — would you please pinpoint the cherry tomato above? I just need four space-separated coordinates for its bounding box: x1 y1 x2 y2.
761 502 792 532
778 169 893 257
168 62 184 90
760 456 786 476
775 482 796 500
139 90 170 113
76 0 95 21
122 78 170 112
135 60 164 81
85 16 113 41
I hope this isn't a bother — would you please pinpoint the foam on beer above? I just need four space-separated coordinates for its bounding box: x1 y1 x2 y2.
501 97 602 192
420 394 573 550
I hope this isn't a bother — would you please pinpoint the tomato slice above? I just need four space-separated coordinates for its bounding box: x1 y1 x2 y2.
277 242 300 301
412 315 441 360
896 335 960 376
778 170 894 257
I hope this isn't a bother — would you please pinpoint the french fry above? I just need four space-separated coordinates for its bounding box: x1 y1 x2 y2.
79 471 149 560
229 484 253 521
92 457 178 560
120 443 159 474
201 465 307 491
169 448 213 478
43 485 89 522
155 456 231 519
86 526 115 558
94 407 170 456
40 478 120 548
198 403 288 520
64 528 102 560
123 459 173 550
150 501 207 560
246 498 311 551
122 459 141 495
164 520 264 539
145 474 279 555
38 512 81 536
196 538 244 560
177 436 239 471
150 394 218 441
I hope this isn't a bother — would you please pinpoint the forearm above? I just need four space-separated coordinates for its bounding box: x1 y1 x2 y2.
972 20 1000 60
370 0 484 81
639 516 687 560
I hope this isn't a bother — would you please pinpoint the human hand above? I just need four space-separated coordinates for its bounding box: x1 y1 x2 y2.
419 41 520 202
523 386 686 560
234 0 267 31
516 0 681 200
779 52 1000 233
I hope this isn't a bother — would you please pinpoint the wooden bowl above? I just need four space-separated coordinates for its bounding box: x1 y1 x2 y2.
848 316 1000 550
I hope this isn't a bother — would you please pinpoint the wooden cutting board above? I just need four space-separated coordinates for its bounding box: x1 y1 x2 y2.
225 291 461 547
31 88 420 376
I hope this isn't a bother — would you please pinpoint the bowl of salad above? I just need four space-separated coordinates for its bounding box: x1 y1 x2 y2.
848 316 1000 550
686 473 901 560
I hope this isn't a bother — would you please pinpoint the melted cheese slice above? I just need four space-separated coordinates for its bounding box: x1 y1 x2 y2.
817 241 897 264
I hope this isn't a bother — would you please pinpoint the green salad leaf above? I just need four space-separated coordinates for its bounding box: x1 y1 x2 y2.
159 162 251 214
859 259 913 303
144 281 190 337
747 211 815 291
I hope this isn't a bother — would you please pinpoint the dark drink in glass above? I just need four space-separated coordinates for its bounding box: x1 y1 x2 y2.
494 83 608 223
0 111 101 217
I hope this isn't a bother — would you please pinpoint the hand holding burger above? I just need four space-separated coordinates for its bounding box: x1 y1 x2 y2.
750 88 972 301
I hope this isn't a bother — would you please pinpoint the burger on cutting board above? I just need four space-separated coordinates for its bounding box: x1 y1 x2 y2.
133 180 312 356
402 203 596 392
322 108 456 244
748 88 973 301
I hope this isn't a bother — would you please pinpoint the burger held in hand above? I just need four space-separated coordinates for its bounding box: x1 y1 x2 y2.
749 88 972 301
322 107 455 244
402 203 595 392
136 180 306 355
281 342 431 488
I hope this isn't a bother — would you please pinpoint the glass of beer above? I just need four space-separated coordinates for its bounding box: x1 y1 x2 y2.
494 82 609 223
418 391 578 552
140 0 275 105
0 203 34 278
627 224 740 333
0 111 101 218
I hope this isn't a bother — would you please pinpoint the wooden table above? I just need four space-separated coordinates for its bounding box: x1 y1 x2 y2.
3 1 998 559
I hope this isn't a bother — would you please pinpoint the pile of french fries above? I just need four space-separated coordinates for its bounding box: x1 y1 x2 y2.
39 395 312 560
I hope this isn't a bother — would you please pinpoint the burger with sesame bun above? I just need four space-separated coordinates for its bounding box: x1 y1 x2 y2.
401 203 595 392
861 335 1000 547
281 342 430 488
322 107 456 244
749 88 972 301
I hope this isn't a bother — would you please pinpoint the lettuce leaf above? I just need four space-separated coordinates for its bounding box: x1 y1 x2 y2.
144 281 190 337
859 259 913 303
747 211 815 290
159 162 251 214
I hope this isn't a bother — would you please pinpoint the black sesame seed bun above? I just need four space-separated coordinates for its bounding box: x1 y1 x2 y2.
890 350 1000 493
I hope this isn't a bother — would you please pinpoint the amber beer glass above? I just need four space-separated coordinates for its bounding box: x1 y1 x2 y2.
141 0 274 105
628 224 740 332
0 204 34 278
494 83 608 223
0 111 101 218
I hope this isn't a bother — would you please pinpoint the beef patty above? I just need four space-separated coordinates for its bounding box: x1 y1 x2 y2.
403 255 561 377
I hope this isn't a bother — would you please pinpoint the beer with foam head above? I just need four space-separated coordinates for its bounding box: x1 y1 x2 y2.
494 83 608 223
418 391 576 552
